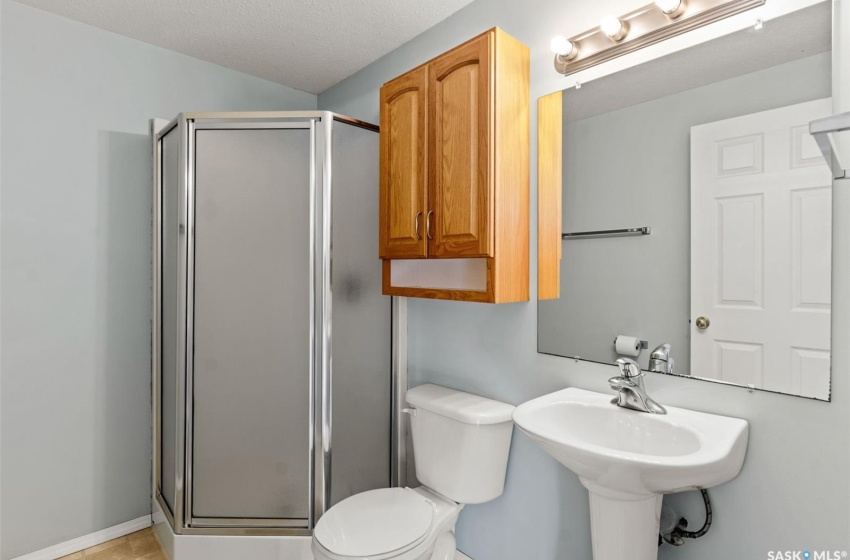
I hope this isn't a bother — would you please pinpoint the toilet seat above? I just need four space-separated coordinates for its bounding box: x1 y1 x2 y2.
314 488 435 558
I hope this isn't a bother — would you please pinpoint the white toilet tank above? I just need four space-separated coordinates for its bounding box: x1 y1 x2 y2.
406 384 515 504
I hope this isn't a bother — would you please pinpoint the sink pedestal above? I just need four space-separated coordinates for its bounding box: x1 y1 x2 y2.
584 482 662 560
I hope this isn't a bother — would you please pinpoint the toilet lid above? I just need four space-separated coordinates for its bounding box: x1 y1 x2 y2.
314 488 434 557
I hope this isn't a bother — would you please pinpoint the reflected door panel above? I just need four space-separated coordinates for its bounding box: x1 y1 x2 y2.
690 99 832 399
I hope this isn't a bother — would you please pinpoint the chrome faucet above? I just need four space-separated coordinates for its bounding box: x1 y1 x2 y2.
648 343 675 374
609 357 667 414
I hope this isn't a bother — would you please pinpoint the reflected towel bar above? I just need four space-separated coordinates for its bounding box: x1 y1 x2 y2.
562 227 651 239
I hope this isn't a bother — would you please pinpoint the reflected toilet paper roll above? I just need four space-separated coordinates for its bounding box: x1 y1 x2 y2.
614 335 642 356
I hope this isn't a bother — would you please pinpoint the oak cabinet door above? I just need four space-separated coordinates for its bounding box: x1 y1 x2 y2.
379 66 428 258
428 33 493 258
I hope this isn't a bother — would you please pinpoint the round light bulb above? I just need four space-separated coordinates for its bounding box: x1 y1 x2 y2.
655 0 686 18
600 15 627 41
655 0 681 14
550 35 574 57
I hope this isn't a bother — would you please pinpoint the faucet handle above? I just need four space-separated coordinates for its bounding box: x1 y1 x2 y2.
615 357 642 379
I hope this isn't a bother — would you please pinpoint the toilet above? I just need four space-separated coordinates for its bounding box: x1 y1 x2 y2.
312 383 515 560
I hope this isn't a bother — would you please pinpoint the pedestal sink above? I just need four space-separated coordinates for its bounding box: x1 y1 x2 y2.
512 388 748 560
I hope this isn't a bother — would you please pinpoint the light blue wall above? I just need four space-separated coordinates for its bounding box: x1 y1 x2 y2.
0 2 316 558
319 0 850 558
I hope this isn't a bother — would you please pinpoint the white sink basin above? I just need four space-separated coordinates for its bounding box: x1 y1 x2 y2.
512 387 748 496
513 388 748 560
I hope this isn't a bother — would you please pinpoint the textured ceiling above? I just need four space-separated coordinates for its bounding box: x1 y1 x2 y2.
12 0 476 94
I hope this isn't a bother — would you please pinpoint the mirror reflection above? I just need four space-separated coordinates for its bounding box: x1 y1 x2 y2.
538 2 834 400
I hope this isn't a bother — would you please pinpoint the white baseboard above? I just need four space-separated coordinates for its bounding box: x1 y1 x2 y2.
11 515 152 560
14 515 470 560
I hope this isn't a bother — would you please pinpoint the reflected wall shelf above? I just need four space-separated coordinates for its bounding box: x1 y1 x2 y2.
562 227 652 239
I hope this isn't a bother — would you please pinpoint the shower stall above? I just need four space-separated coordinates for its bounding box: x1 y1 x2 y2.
152 111 394 537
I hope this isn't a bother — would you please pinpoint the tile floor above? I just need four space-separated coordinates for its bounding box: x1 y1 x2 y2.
58 527 166 560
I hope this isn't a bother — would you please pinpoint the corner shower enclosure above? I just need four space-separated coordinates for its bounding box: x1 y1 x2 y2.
153 111 394 535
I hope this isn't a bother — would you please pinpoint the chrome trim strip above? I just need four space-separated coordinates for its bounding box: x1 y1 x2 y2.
152 123 163 509
173 115 189 533
311 120 324 526
178 527 313 536
390 297 408 488
183 117 197 530
310 114 334 524
307 120 317 528
156 493 176 528
321 115 334 518
182 110 371 125
192 121 319 130
189 518 309 528
185 111 327 120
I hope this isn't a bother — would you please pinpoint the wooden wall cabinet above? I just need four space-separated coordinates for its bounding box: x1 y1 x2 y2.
379 27 530 303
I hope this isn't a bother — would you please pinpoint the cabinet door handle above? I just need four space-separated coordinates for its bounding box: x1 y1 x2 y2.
415 211 423 240
426 211 434 240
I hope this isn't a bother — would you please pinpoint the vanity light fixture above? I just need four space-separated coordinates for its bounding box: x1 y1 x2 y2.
552 0 765 76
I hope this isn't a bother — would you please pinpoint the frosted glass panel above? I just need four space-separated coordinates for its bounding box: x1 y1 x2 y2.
191 128 311 520
329 122 391 507
159 127 179 514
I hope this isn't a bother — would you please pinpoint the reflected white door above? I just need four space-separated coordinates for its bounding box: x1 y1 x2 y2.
690 98 832 399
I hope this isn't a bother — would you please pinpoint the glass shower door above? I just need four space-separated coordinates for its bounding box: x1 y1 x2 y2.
189 125 313 528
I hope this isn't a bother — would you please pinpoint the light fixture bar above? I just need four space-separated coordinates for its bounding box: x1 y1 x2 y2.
554 0 765 76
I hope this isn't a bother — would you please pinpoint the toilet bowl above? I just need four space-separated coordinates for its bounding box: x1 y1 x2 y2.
311 487 461 560
312 384 515 560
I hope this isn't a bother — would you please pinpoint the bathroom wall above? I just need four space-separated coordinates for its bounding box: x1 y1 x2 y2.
319 0 850 558
0 2 316 558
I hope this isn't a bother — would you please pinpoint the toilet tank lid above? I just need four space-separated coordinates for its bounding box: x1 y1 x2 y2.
406 384 515 425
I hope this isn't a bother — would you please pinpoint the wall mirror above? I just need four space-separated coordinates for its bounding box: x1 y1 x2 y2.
538 1 834 400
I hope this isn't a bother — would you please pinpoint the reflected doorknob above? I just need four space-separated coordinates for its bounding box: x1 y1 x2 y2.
695 316 711 330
